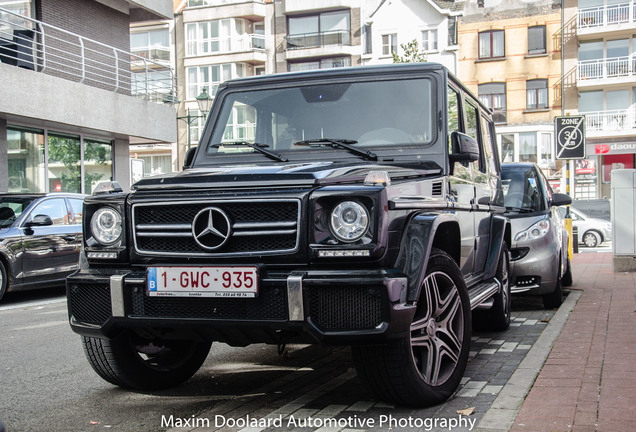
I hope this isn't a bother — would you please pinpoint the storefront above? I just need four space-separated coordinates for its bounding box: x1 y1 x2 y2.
7 126 113 195
587 140 636 199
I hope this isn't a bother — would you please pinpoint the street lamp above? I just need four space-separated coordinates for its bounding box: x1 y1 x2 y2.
177 87 214 151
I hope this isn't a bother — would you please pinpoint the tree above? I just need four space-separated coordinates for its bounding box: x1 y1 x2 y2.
392 39 428 64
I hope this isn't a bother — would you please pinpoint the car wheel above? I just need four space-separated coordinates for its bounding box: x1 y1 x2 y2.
473 244 511 331
352 248 471 407
561 254 573 287
0 261 7 301
82 333 211 390
582 231 601 248
543 261 563 309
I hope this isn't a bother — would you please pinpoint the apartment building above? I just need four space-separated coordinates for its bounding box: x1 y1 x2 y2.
360 0 462 73
0 0 175 194
458 0 565 189
566 0 636 198
173 0 266 163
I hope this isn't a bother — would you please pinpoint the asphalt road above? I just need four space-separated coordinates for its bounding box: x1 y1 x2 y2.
0 286 560 432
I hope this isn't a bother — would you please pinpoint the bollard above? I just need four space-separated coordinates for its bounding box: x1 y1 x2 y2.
572 226 579 254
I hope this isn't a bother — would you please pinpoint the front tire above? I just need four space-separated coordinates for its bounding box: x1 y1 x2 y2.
352 248 471 407
582 231 600 248
82 333 211 390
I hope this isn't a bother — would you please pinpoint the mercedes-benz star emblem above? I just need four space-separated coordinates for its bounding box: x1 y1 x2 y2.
192 207 231 250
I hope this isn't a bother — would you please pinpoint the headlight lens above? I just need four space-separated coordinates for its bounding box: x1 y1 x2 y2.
514 218 550 242
329 201 369 243
91 207 123 245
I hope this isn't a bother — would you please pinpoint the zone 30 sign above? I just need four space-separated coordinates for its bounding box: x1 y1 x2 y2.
555 116 586 160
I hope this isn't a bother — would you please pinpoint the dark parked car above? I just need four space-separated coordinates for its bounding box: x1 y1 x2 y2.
67 63 510 407
501 163 572 309
0 193 85 301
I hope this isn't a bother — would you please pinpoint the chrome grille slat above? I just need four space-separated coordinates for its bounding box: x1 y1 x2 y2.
132 199 301 257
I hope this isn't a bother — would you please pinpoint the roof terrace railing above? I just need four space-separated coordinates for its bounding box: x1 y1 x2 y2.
0 6 175 104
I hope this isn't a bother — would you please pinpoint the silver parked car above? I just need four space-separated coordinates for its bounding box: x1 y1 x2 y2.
502 163 572 309
558 207 612 248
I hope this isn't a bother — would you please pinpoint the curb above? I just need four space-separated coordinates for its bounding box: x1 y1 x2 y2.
474 289 582 431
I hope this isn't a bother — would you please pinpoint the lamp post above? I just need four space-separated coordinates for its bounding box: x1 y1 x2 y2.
177 86 213 151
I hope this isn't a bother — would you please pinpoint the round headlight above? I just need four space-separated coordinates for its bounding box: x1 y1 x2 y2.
91 207 123 245
329 201 369 243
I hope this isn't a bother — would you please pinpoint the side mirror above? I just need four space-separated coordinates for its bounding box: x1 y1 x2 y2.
183 147 196 170
449 132 480 164
26 214 53 227
551 193 572 207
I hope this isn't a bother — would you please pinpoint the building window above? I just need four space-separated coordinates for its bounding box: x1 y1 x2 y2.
287 10 350 50
479 30 504 59
501 134 514 163
382 33 397 56
421 29 438 52
130 29 170 62
186 18 249 56
288 57 351 72
363 24 372 54
526 79 548 109
186 63 246 99
527 25 546 55
7 127 112 194
139 154 172 176
478 82 507 124
448 17 458 46
519 132 537 163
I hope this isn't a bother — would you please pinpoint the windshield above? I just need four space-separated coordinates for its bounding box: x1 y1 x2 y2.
0 196 37 228
204 77 435 158
501 167 546 212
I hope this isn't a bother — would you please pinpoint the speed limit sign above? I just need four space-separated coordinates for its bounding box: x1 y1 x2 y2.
555 116 586 160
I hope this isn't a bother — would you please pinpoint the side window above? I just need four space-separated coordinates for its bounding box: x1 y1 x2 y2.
447 85 461 150
481 115 498 176
69 199 84 225
465 100 483 177
29 198 69 226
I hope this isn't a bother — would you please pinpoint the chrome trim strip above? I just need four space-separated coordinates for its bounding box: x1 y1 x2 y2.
287 273 305 321
137 232 193 238
110 275 126 317
136 224 191 230
234 221 297 229
233 230 297 237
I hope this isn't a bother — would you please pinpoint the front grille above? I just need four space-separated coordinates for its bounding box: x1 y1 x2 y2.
132 199 301 257
128 285 287 321
307 285 385 331
68 282 112 325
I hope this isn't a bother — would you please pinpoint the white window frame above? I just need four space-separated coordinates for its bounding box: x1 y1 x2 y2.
421 29 438 52
382 33 397 56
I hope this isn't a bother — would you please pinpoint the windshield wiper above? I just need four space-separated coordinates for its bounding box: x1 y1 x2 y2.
294 138 378 161
505 206 535 213
211 141 288 162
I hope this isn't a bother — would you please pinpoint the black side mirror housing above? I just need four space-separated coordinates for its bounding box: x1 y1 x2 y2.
449 132 480 164
26 214 53 227
183 147 196 170
551 193 572 207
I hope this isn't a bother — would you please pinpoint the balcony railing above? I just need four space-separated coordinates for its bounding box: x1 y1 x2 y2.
0 6 175 103
583 109 635 134
577 56 636 81
578 2 634 29
286 30 351 50
187 0 264 7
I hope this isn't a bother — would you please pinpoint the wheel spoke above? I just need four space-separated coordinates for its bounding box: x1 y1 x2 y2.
436 298 463 354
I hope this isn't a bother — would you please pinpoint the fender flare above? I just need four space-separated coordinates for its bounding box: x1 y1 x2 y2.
394 212 461 303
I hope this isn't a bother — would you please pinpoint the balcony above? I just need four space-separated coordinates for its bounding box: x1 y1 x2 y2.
577 56 636 87
183 0 266 21
582 109 636 137
286 30 350 50
578 2 636 36
0 6 175 103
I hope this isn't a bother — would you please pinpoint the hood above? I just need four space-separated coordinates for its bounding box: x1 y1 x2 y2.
132 161 442 191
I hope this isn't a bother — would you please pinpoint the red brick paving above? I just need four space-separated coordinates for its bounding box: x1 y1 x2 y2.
510 252 636 432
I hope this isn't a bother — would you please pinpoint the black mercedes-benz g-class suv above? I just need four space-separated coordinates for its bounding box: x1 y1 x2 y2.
67 63 511 407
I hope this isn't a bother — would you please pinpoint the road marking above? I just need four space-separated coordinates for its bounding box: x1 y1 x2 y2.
0 297 66 312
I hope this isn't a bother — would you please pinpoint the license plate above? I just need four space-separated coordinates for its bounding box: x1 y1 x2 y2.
147 266 258 298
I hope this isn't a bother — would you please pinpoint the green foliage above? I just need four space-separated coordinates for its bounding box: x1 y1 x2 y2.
392 39 428 64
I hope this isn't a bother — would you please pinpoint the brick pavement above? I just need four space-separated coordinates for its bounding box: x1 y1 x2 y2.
511 251 636 432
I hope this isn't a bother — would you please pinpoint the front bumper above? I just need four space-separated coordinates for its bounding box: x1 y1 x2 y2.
509 242 559 295
66 268 413 345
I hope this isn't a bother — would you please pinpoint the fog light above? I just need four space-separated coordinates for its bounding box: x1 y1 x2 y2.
87 251 118 259
318 250 370 257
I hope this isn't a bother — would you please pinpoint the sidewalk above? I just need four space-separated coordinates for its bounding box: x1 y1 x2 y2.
510 251 636 432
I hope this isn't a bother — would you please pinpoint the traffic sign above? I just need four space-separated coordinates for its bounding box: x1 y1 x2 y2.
555 116 586 160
